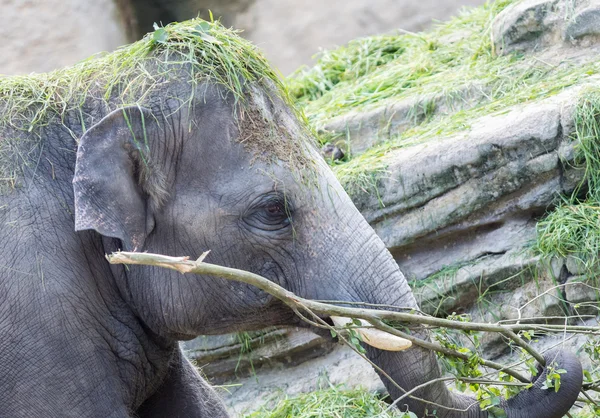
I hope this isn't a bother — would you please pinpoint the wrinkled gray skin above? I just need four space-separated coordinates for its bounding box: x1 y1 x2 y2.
0 79 582 418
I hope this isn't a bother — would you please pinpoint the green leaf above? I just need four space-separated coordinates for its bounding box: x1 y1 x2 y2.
153 28 168 44
487 406 508 418
192 22 223 44
329 329 337 338
195 22 211 33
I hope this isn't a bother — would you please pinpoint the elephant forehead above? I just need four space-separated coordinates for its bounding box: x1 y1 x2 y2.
235 85 318 178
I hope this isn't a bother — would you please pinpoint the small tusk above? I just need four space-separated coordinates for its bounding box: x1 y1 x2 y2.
331 316 412 352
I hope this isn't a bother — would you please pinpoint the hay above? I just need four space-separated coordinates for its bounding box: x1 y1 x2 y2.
0 18 315 192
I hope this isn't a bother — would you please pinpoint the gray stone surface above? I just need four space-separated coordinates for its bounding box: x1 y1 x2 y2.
185 328 334 384
566 255 589 275
0 0 129 75
213 343 385 416
413 252 541 316
492 0 560 55
565 5 600 40
565 276 600 315
492 0 600 55
321 84 488 155
349 92 584 282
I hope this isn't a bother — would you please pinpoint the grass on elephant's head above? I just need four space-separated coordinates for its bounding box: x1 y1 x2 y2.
536 89 600 271
0 17 317 190
0 18 286 133
286 0 600 197
243 385 414 418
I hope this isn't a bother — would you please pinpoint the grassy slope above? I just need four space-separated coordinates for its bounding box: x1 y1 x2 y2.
288 0 600 198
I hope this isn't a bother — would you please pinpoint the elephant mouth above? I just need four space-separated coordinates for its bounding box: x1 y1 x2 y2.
330 316 412 352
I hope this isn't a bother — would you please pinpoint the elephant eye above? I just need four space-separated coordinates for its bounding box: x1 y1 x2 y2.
244 194 293 232
265 200 285 216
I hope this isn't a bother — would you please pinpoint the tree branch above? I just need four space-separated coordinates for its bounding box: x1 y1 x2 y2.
107 251 595 403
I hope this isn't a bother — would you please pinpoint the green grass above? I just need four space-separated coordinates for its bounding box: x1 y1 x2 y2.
287 0 600 197
536 90 600 270
243 385 413 418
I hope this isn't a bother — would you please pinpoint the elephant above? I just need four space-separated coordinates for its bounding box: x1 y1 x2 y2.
0 19 582 418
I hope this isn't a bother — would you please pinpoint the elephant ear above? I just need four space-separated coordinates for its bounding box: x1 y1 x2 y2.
73 106 166 250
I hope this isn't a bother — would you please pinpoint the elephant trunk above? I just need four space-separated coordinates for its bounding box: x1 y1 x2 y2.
348 245 582 417
366 336 582 418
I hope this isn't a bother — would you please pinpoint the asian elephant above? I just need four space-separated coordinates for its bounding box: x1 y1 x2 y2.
0 20 582 418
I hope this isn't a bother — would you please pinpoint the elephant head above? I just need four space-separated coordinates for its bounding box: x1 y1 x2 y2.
71 77 582 417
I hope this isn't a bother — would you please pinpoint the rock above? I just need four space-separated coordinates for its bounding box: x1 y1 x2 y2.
322 84 488 155
217 343 384 416
455 275 569 358
320 143 345 161
566 254 588 275
546 256 566 279
491 0 560 55
413 252 540 316
492 0 600 55
184 328 334 384
564 5 600 41
345 93 586 282
565 275 600 315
